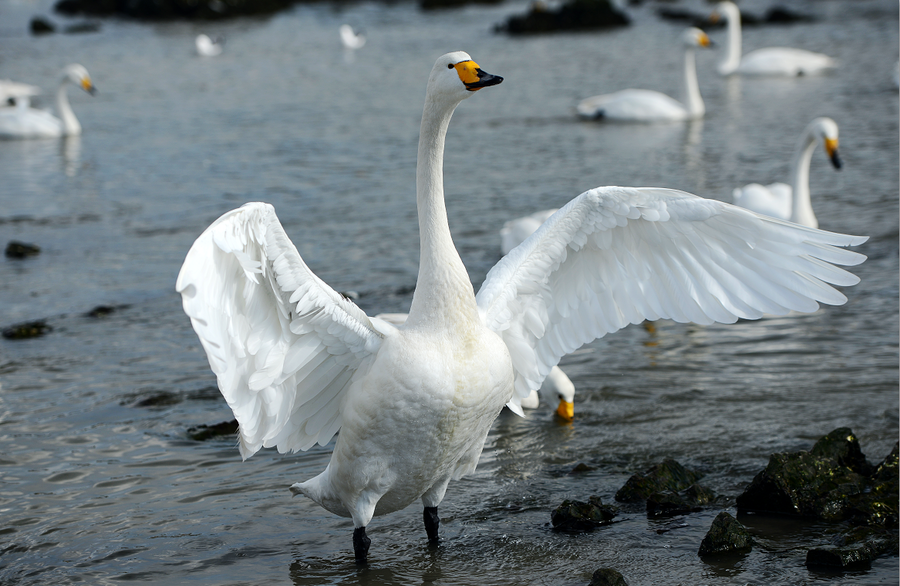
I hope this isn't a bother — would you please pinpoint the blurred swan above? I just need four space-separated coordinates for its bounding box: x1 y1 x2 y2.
340 25 366 50
577 28 712 122
712 1 835 76
733 117 841 228
177 51 866 564
0 64 95 139
376 312 575 420
196 34 224 57
0 79 41 106
501 208 558 255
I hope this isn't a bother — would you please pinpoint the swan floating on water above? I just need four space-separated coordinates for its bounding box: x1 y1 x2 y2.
733 117 841 229
176 51 866 564
711 1 835 76
340 25 366 50
577 28 712 122
0 64 95 139
0 79 41 106
196 34 224 57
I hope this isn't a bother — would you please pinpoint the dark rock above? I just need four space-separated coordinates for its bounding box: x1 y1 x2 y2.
86 304 129 318
2 320 51 339
420 0 503 10
5 241 41 258
64 21 101 34
805 526 898 570
764 6 814 24
551 496 617 532
570 462 597 474
187 419 239 441
589 567 628 586
126 391 183 408
810 427 872 475
698 512 752 556
30 16 56 35
615 459 701 503
497 0 630 35
647 484 716 518
54 0 302 21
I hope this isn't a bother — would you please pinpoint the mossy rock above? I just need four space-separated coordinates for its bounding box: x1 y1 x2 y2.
187 419 239 441
551 496 618 532
698 511 752 556
2 320 51 339
589 567 628 586
497 0 630 35
615 459 701 503
647 483 716 518
5 240 41 258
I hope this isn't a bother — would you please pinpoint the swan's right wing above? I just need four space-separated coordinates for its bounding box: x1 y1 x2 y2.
476 186 867 412
177 203 389 458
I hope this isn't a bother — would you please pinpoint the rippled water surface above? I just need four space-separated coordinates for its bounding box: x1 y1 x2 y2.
0 0 897 584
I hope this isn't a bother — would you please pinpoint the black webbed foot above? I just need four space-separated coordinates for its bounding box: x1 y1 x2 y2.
424 506 440 543
353 526 371 564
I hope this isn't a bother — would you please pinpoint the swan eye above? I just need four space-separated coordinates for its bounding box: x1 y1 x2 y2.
447 63 454 69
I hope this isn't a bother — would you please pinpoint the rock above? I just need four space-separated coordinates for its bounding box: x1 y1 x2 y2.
805 526 898 570
54 0 301 20
187 419 239 441
126 391 183 408
551 496 618 532
497 0 630 35
5 241 41 258
30 16 56 34
698 512 752 556
589 567 628 586
647 484 716 518
2 320 51 339
420 0 502 10
64 21 101 34
86 304 129 318
810 427 872 475
763 6 814 24
615 459 701 503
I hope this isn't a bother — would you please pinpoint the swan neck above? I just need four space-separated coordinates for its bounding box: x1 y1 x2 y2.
406 96 478 328
682 48 704 117
56 78 80 136
789 132 818 228
720 7 742 75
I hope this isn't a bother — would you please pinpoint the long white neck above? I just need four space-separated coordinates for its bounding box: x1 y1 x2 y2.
406 96 479 329
719 5 742 75
55 78 81 136
789 130 819 228
681 47 704 118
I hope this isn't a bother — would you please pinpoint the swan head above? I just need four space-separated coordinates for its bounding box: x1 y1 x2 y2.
811 117 841 169
427 51 503 107
62 64 96 95
682 28 713 49
538 367 576 422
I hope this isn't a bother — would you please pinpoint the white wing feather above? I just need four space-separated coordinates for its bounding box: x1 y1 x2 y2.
176 202 388 459
476 186 867 411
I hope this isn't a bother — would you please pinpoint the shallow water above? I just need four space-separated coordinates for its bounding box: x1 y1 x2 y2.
0 0 897 584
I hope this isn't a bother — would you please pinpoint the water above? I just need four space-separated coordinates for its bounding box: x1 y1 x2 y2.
0 0 897 584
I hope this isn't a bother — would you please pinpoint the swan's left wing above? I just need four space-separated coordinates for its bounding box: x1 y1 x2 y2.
176 203 388 458
476 186 867 414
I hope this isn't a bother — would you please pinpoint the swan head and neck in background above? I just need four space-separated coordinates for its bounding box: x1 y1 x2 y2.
680 27 712 118
57 64 96 136
790 117 841 229
711 1 742 75
407 52 502 330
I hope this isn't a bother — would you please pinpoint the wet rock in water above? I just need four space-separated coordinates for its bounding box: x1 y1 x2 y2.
735 428 873 521
497 0 630 35
589 567 628 586
86 304 130 318
551 496 618 532
570 462 597 474
30 16 56 34
419 0 502 9
5 240 41 258
2 320 51 339
698 511 753 556
615 458 701 503
126 391 183 408
806 525 900 570
187 420 239 441
647 484 716 518
763 6 815 24
63 21 101 34
54 0 302 20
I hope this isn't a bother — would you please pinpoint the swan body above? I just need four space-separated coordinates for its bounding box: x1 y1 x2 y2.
712 2 835 76
577 28 711 122
196 34 224 57
0 64 95 139
0 79 40 105
177 51 866 563
733 117 841 228
340 25 366 50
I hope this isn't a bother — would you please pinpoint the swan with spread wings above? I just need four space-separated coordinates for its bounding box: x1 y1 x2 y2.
176 51 866 564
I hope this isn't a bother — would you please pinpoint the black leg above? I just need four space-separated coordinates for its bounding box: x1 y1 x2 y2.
423 506 440 543
353 526 370 564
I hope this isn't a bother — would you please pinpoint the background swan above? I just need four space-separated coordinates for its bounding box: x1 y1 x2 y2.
176 51 865 564
340 25 366 50
712 1 835 76
733 117 841 228
196 34 224 57
0 64 95 139
577 28 711 122
0 79 40 106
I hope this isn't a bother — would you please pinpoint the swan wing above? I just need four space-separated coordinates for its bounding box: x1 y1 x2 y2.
740 48 836 76
476 186 866 411
176 202 387 458
578 89 687 121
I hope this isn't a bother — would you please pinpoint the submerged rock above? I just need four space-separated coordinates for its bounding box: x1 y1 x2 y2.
2 320 51 339
615 459 701 503
698 511 752 556
806 526 899 570
85 304 130 318
497 0 630 35
30 16 56 34
5 240 41 258
589 567 628 586
187 419 239 441
551 496 618 532
647 484 716 518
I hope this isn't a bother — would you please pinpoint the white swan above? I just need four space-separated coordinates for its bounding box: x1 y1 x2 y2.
340 25 366 50
500 208 558 255
375 312 575 419
0 79 41 106
733 117 841 229
176 51 866 564
577 28 711 122
711 1 835 76
196 34 224 57
0 64 95 139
